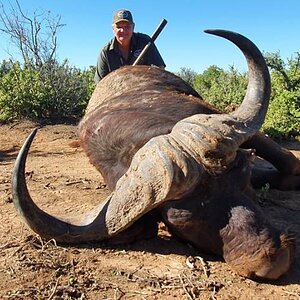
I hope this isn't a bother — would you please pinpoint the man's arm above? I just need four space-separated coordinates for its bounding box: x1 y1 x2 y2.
94 50 110 84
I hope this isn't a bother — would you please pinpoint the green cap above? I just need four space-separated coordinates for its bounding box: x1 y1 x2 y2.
113 9 134 24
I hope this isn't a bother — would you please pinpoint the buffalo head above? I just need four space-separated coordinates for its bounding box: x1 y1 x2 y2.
12 30 295 280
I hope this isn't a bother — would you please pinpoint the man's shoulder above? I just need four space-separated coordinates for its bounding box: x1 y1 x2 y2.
101 38 115 53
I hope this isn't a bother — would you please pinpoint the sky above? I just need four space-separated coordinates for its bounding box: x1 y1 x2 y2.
0 1 299 74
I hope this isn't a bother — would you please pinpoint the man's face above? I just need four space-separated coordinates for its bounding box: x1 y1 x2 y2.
113 21 134 45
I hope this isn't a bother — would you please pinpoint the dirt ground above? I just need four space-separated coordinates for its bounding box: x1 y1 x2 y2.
1 120 300 299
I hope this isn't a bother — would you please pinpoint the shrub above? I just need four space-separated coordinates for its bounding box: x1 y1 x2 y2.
263 52 300 139
0 60 95 122
263 90 300 139
193 65 247 113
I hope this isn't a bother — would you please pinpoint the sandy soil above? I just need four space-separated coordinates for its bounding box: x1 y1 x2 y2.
1 120 300 299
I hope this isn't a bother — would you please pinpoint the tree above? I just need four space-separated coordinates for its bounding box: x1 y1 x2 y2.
0 0 65 67
0 59 12 77
176 67 197 87
0 1 95 123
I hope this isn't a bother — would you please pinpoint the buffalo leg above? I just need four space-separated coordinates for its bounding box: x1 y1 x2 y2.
251 167 300 190
243 132 300 190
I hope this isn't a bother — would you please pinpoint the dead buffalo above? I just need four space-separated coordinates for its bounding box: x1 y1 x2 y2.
12 30 300 280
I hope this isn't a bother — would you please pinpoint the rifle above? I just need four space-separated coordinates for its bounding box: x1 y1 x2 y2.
132 19 167 66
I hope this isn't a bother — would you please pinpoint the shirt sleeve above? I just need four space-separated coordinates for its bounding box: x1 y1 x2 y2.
94 50 110 84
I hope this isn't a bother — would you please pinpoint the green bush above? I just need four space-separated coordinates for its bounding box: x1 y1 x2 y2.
263 90 300 139
0 62 44 121
1 50 299 141
193 65 247 112
263 52 300 139
0 60 95 122
188 57 300 139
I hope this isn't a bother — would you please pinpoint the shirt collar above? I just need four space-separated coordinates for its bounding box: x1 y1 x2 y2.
109 33 137 52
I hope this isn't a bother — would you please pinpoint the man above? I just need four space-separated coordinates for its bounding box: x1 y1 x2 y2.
94 9 166 83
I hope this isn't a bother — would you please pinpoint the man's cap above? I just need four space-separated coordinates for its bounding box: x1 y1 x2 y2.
113 9 134 24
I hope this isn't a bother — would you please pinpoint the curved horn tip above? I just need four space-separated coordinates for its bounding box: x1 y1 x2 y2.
204 29 217 34
28 127 39 139
204 29 240 38
204 28 223 34
12 127 39 182
21 127 39 151
12 127 39 181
